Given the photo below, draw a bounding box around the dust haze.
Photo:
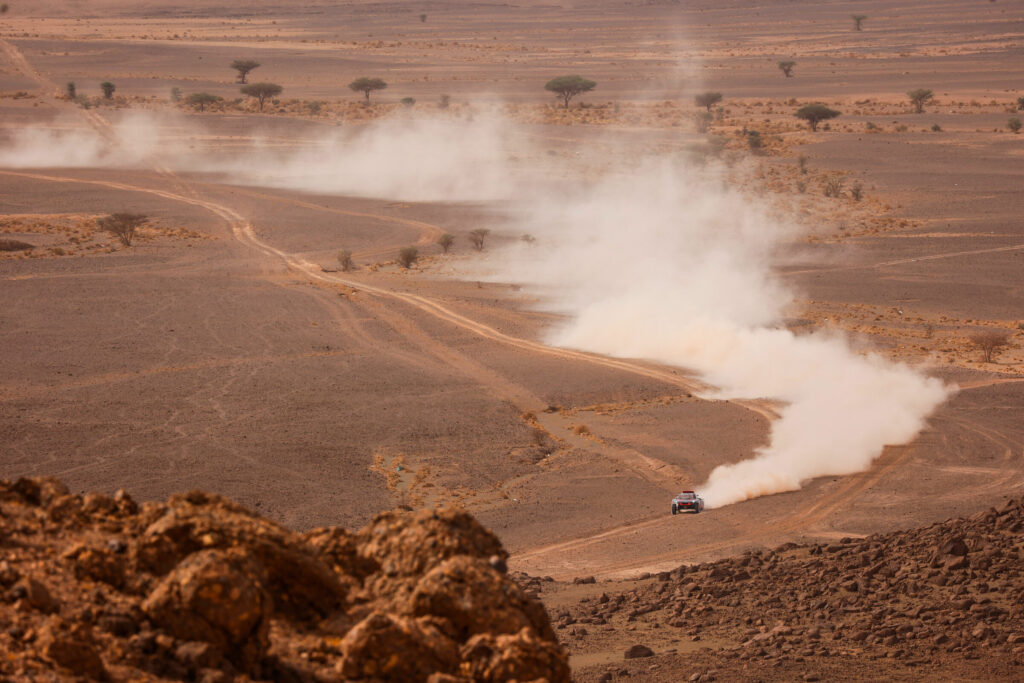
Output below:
[0,109,953,508]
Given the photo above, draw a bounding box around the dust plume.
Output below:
[482,159,953,508]
[0,110,521,202]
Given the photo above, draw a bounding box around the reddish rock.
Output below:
[624,644,655,659]
[410,556,555,641]
[142,548,271,669]
[459,627,570,682]
[338,612,459,681]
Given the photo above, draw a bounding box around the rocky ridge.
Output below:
[548,497,1024,681]
[0,477,569,682]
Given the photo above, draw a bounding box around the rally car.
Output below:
[671,491,704,515]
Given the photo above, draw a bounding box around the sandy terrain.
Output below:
[2,1,1024,678]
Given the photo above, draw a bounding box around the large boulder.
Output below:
[142,548,271,670]
[356,507,507,601]
[410,556,555,641]
[134,490,348,620]
[459,627,570,682]
[338,612,459,681]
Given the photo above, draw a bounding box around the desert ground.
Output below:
[2,0,1023,679]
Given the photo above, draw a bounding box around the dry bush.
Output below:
[823,178,844,198]
[970,330,1012,363]
[397,246,418,269]
[97,213,147,247]
[337,249,353,272]
[573,424,590,436]
[437,233,455,254]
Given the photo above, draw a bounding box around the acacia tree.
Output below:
[795,103,840,131]
[544,75,596,108]
[65,81,76,99]
[231,59,260,84]
[468,228,490,251]
[185,92,222,112]
[970,330,1012,363]
[852,14,867,30]
[694,91,723,112]
[1009,117,1023,134]
[241,82,282,112]
[349,77,387,102]
[98,213,147,247]
[100,81,116,99]
[437,233,455,254]
[907,88,934,113]
[778,60,796,77]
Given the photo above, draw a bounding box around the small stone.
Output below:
[624,644,654,659]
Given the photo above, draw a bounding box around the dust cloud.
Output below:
[0,109,953,508]
[480,158,953,509]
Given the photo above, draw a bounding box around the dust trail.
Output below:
[479,159,953,508]
[0,110,953,507]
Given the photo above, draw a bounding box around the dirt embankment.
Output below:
[0,477,568,682]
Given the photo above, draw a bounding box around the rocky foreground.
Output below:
[0,477,568,682]
[5,476,1024,682]
[541,497,1024,681]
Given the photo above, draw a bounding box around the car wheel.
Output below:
[671,505,677,515]
[693,506,700,514]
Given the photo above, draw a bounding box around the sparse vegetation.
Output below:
[100,82,116,99]
[544,75,597,108]
[65,82,75,99]
[337,249,353,272]
[907,88,934,113]
[170,86,182,102]
[970,329,1012,363]
[185,93,222,112]
[419,13,427,22]
[397,246,419,269]
[468,228,490,251]
[400,97,416,107]
[795,103,840,131]
[745,129,763,152]
[852,14,867,31]
[850,183,863,201]
[240,82,282,112]
[824,177,844,198]
[694,92,723,112]
[98,213,147,247]
[1009,117,1022,134]
[778,60,796,78]
[349,77,387,102]
[437,233,455,254]
[230,59,261,84]
[521,234,536,245]
[439,94,451,109]
[798,155,808,174]
[0,4,8,14]
[1017,96,1024,111]
[931,123,943,132]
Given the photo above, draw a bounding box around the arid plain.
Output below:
[2,0,1024,678]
